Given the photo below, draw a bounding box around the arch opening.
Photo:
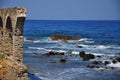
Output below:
[0,17,2,28]
[0,17,3,45]
[6,16,13,43]
[6,17,12,32]
[15,17,25,36]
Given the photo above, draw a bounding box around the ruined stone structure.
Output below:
[0,7,28,80]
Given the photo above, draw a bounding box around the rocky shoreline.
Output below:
[41,51,120,71]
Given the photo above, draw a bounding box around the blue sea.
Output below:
[23,20,120,80]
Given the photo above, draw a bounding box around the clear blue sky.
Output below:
[0,0,120,20]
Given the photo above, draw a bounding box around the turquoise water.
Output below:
[23,20,120,80]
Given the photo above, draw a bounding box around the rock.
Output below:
[78,45,83,48]
[96,55,102,58]
[112,60,117,64]
[115,57,120,62]
[92,61,102,65]
[79,51,85,57]
[51,34,81,41]
[83,54,95,61]
[104,61,110,65]
[60,58,67,63]
[45,51,65,56]
[26,38,35,41]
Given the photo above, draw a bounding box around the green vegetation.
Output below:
[0,52,4,60]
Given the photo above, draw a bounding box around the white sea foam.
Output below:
[28,47,51,52]
[107,62,120,68]
[78,38,94,43]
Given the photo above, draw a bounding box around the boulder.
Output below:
[26,38,35,41]
[51,34,81,41]
[104,61,110,65]
[115,57,120,62]
[79,51,86,57]
[77,45,83,48]
[112,60,117,64]
[83,54,95,61]
[60,58,67,63]
[45,51,65,56]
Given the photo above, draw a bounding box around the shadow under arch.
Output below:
[0,17,2,28]
[0,17,3,44]
[6,16,13,43]
[15,17,25,36]
[6,16,12,32]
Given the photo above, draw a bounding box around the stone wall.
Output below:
[0,7,28,80]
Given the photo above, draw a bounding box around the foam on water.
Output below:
[107,62,120,68]
[35,68,89,80]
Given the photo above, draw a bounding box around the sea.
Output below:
[23,20,120,80]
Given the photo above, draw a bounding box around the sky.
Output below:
[0,0,120,20]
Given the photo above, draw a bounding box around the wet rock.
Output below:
[96,55,102,58]
[60,58,67,63]
[92,61,102,65]
[79,51,85,57]
[26,38,35,41]
[111,67,115,69]
[51,34,81,41]
[112,60,117,64]
[45,51,65,56]
[83,54,95,61]
[115,57,120,62]
[104,61,110,65]
[78,45,83,48]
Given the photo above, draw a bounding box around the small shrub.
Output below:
[0,52,4,60]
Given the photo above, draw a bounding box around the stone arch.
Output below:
[15,17,25,36]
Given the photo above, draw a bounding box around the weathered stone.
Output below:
[45,51,65,56]
[104,61,110,65]
[0,7,28,80]
[79,51,86,57]
[83,54,95,61]
[51,34,81,41]
[60,58,67,63]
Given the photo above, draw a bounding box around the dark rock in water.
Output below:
[45,51,65,56]
[26,38,35,41]
[86,65,100,69]
[60,58,67,63]
[96,55,102,58]
[79,51,86,57]
[92,61,102,65]
[83,54,95,61]
[78,45,83,48]
[111,67,115,69]
[112,60,117,64]
[104,61,110,65]
[51,34,81,41]
[115,57,120,62]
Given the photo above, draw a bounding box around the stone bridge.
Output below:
[0,7,28,80]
